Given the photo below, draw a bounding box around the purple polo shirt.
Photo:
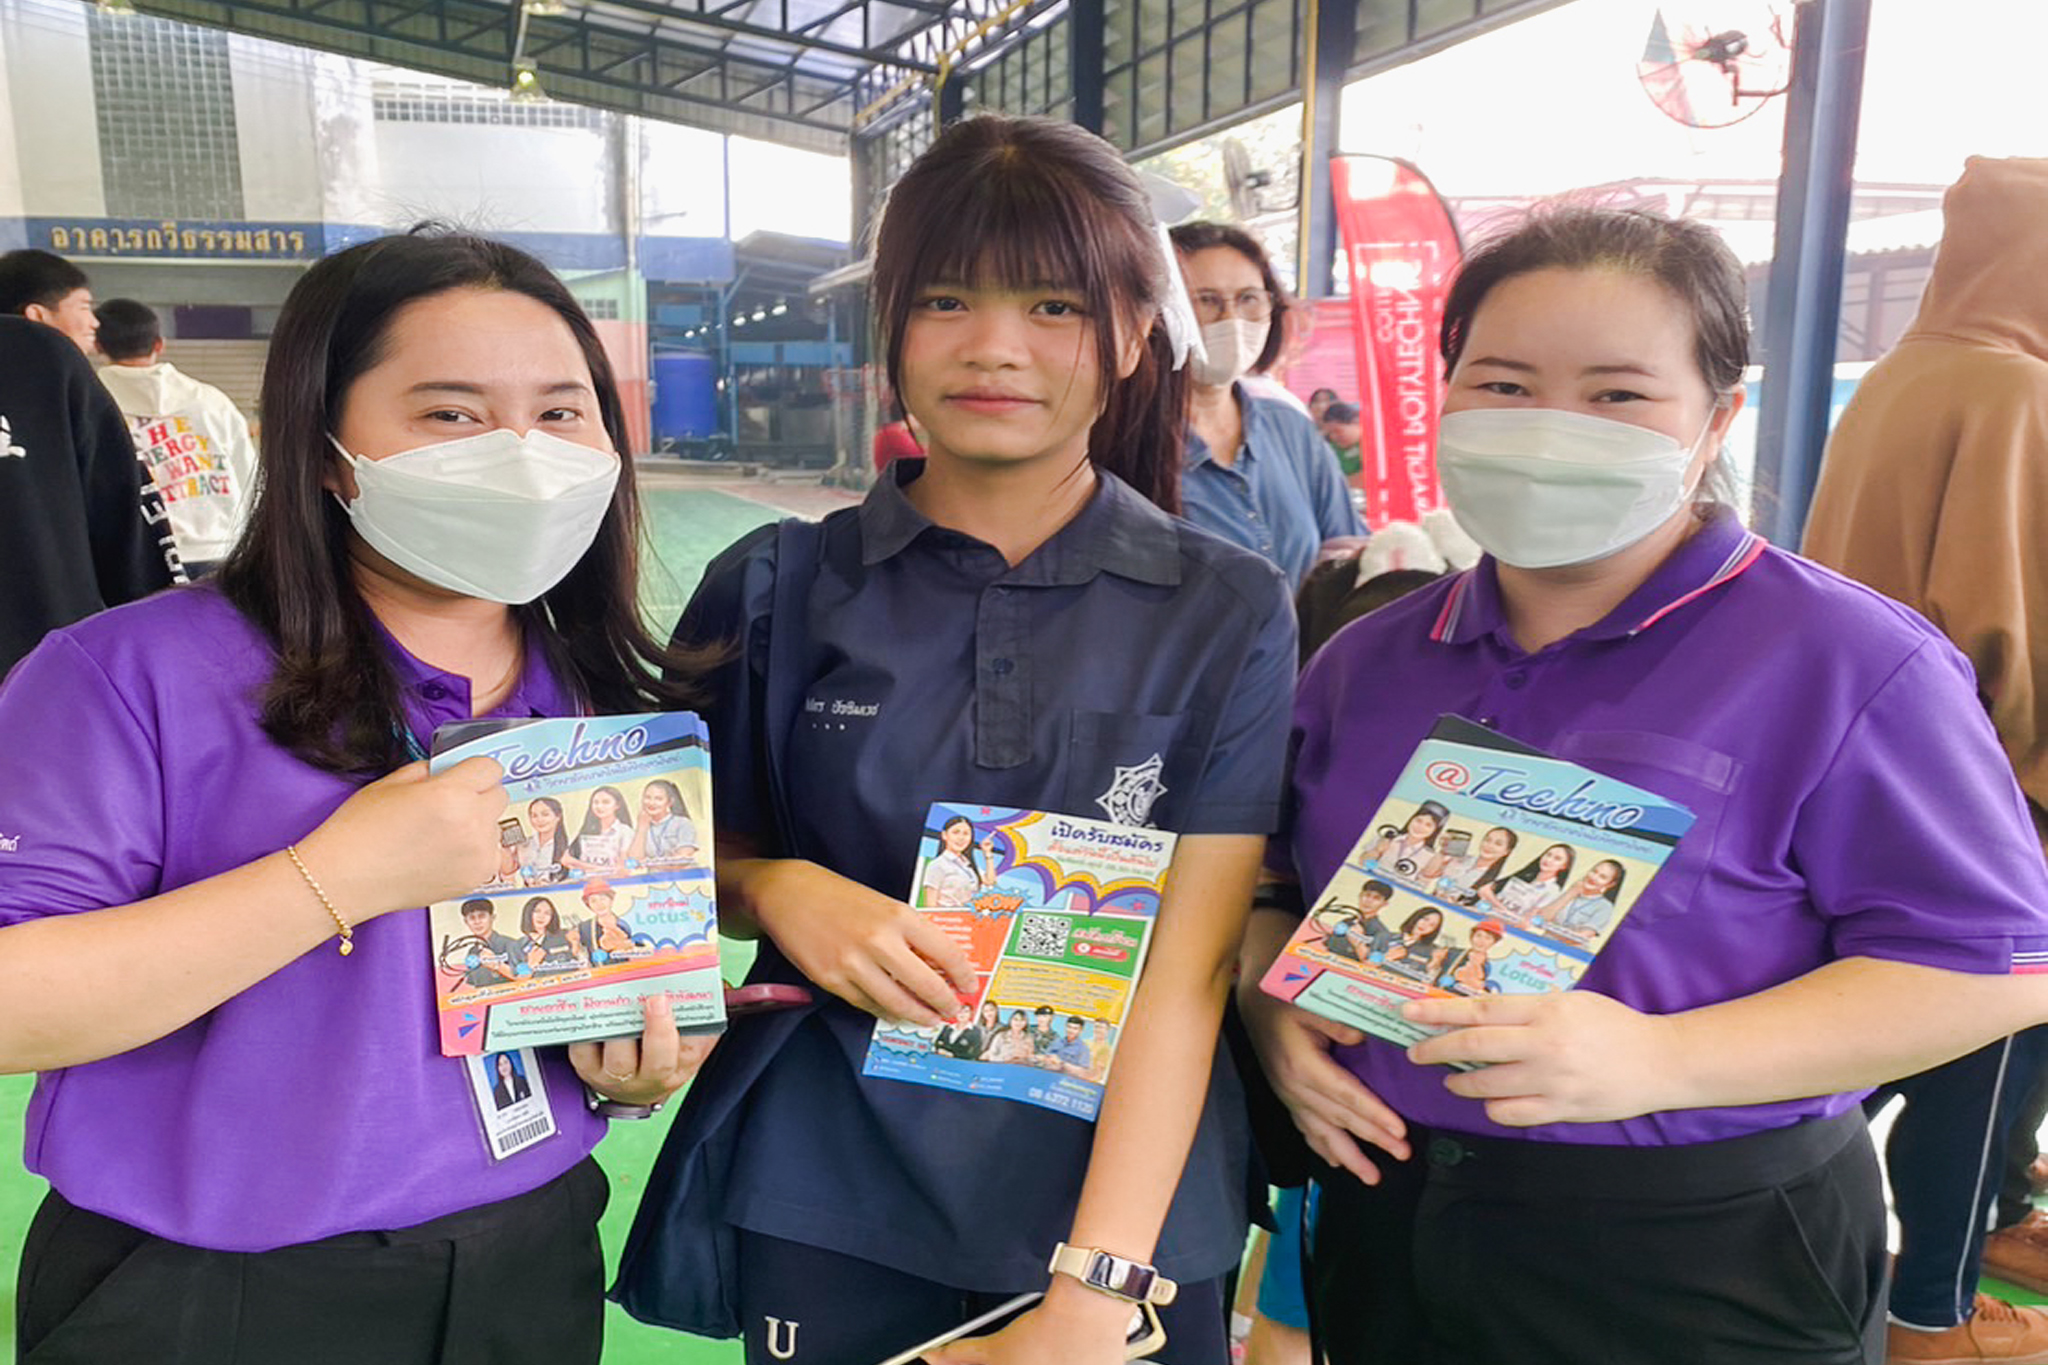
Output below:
[0,585,606,1250]
[1278,507,2048,1146]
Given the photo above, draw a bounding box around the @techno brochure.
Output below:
[863,803,1177,1121]
[1259,715,1694,1060]
[427,712,723,1057]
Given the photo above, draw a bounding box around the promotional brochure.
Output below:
[1259,716,1694,1056]
[863,803,1177,1121]
[427,712,724,1057]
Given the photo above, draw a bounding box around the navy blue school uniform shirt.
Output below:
[681,461,1296,1292]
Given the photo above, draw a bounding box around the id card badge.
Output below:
[464,1046,559,1160]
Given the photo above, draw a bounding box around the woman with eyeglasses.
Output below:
[1169,222,1364,587]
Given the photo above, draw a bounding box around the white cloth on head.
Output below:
[1139,172,1206,373]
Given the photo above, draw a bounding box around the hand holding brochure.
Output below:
[1259,716,1694,1054]
[862,804,1176,1121]
[426,712,725,1056]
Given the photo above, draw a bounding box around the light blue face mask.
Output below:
[330,427,620,604]
[1434,406,1718,569]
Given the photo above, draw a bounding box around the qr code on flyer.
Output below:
[1015,913,1071,958]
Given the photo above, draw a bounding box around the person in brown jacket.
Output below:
[1805,154,2048,1365]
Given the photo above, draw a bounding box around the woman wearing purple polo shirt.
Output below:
[0,231,712,1364]
[1239,207,2048,1363]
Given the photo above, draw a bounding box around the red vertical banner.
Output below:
[1329,155,1462,528]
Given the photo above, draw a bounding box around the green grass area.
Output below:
[637,486,781,639]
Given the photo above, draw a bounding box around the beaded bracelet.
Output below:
[285,844,355,956]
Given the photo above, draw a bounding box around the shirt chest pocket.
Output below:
[1547,729,1741,931]
[1062,710,1204,828]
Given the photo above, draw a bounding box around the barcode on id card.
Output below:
[496,1117,551,1155]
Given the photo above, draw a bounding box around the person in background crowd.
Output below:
[0,248,99,355]
[0,315,174,677]
[1805,154,2048,1365]
[1172,221,1364,589]
[95,298,260,580]
[1319,401,1363,480]
[873,412,925,471]
[1307,388,1339,424]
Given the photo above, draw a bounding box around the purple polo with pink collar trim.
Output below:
[0,585,606,1251]
[1278,506,2048,1146]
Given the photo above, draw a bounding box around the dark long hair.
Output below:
[642,778,691,824]
[578,785,632,838]
[1396,908,1443,954]
[1509,843,1576,887]
[939,813,986,882]
[1469,826,1520,892]
[528,795,568,865]
[1583,859,1628,904]
[520,895,563,938]
[216,228,713,775]
[869,115,1188,513]
[1166,220,1291,373]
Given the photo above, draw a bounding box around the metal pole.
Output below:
[721,136,740,454]
[1069,0,1106,135]
[1296,0,1356,299]
[1752,0,1872,548]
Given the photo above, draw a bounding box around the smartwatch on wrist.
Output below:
[1047,1242,1179,1306]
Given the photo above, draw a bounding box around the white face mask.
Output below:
[1435,407,1716,570]
[331,427,620,604]
[1190,318,1267,389]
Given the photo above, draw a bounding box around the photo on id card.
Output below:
[463,1046,557,1160]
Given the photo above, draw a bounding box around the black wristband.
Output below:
[1251,881,1305,917]
[584,1085,662,1119]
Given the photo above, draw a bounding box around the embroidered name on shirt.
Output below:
[0,832,18,851]
[804,697,880,718]
[0,415,25,459]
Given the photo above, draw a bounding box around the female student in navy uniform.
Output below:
[1240,206,2048,1363]
[616,115,1296,1364]
[0,230,711,1364]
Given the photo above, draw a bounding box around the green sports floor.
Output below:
[7,479,2048,1360]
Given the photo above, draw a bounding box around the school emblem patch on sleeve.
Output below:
[1096,753,1167,827]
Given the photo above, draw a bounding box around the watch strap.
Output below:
[1047,1241,1179,1306]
